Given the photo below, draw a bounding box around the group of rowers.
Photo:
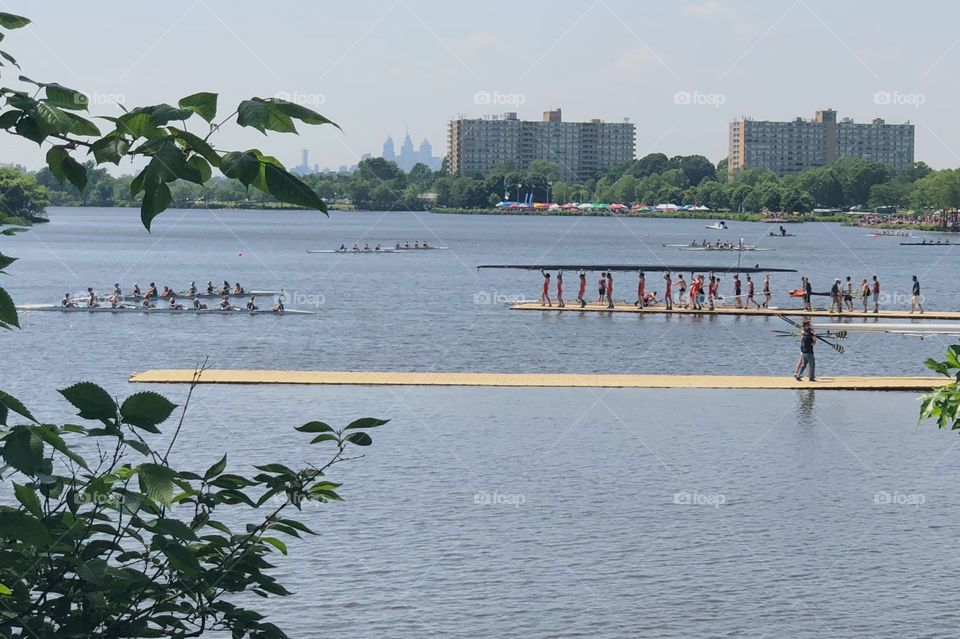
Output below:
[539,270,773,310]
[59,280,285,313]
[686,239,750,249]
[336,241,434,252]
[793,275,922,314]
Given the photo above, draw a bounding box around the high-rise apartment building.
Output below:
[728,109,914,176]
[447,108,635,182]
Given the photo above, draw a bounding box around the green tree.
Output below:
[0,167,49,220]
[913,169,960,211]
[0,12,384,637]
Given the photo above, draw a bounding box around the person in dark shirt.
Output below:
[910,275,923,314]
[794,319,817,382]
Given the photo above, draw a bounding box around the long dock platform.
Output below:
[129,369,947,391]
[509,302,960,320]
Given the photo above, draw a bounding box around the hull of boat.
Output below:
[18,305,313,315]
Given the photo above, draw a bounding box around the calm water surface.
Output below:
[2,209,959,637]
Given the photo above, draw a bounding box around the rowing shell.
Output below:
[679,247,772,252]
[307,248,401,254]
[899,242,956,246]
[706,224,728,230]
[811,323,960,334]
[79,290,283,303]
[18,305,315,315]
[477,264,797,274]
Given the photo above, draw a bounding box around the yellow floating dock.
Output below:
[129,369,948,391]
[510,302,960,320]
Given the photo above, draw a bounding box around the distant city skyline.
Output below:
[1,1,959,174]
[291,130,442,175]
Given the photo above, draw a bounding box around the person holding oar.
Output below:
[794,318,817,381]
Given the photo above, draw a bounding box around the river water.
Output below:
[2,208,959,637]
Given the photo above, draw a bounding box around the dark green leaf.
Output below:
[61,111,100,136]
[204,454,227,480]
[168,127,220,166]
[261,536,287,555]
[34,102,72,134]
[0,109,20,129]
[161,542,201,576]
[344,417,389,430]
[237,98,294,134]
[32,425,87,469]
[138,463,177,504]
[0,286,17,328]
[186,155,211,183]
[308,433,338,444]
[141,182,171,231]
[59,382,116,421]
[14,115,43,143]
[0,50,17,70]
[220,150,259,186]
[13,482,42,517]
[148,517,197,541]
[116,111,157,139]
[267,98,339,128]
[61,154,87,192]
[44,83,87,111]
[2,426,43,474]
[260,163,326,211]
[0,390,36,423]
[345,432,373,446]
[45,146,68,182]
[295,421,333,433]
[90,134,130,165]
[0,13,30,29]
[0,511,50,546]
[178,92,217,123]
[120,391,177,432]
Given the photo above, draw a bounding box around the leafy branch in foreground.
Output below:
[0,12,336,231]
[0,376,388,637]
[0,12,387,638]
[920,345,960,430]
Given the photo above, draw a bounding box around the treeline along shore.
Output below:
[2,151,959,229]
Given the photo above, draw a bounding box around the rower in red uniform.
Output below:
[598,273,606,305]
[606,271,614,309]
[556,271,564,308]
[540,270,552,307]
[635,271,646,308]
[577,271,587,308]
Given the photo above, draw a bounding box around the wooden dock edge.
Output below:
[508,302,960,320]
[129,369,949,391]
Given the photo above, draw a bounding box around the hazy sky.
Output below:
[2,0,959,173]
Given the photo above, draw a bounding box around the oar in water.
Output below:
[776,314,846,354]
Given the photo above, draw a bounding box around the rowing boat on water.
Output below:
[679,246,772,252]
[863,232,912,238]
[705,224,728,230]
[306,246,449,254]
[899,241,956,246]
[79,290,283,303]
[18,304,314,315]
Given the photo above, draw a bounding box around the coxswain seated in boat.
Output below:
[193,296,207,310]
[145,282,158,298]
[233,283,244,295]
[218,280,230,295]
[219,296,234,310]
[246,295,258,311]
[86,288,99,308]
[130,283,142,299]
[61,293,76,308]
[205,280,215,295]
[187,281,198,296]
[272,298,285,313]
[167,297,184,310]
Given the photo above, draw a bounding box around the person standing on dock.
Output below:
[676,274,687,309]
[830,278,843,313]
[860,279,870,312]
[635,271,646,308]
[606,271,614,309]
[733,275,742,308]
[910,275,923,314]
[664,272,673,310]
[708,276,718,310]
[556,271,564,308]
[794,318,817,382]
[801,276,811,311]
[598,272,606,305]
[746,275,760,309]
[844,276,854,311]
[763,274,771,308]
[577,271,587,308]
[540,270,552,307]
[872,276,880,313]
